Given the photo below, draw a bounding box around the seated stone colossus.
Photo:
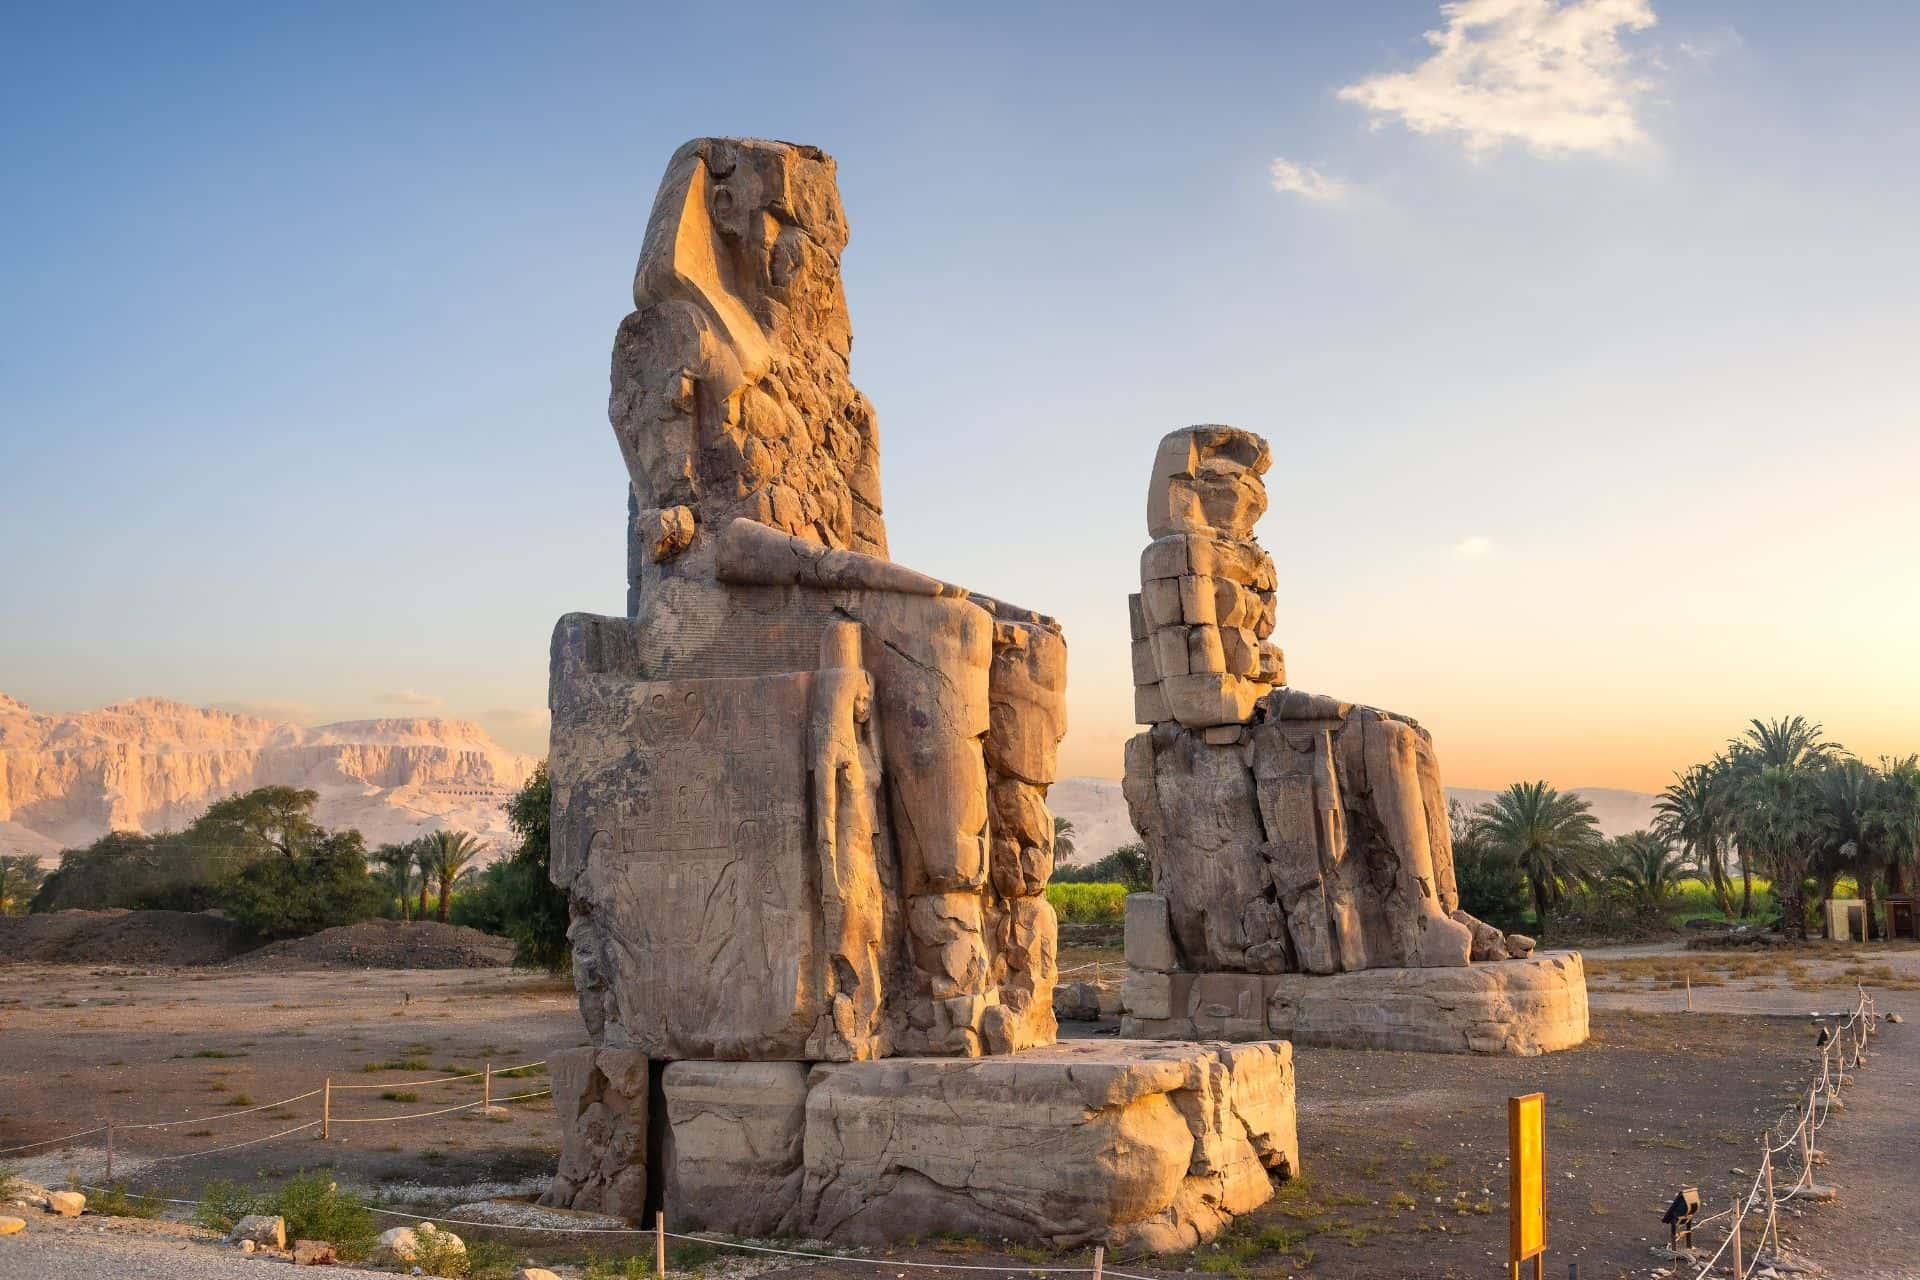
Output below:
[542,138,1298,1250]
[1120,426,1590,1055]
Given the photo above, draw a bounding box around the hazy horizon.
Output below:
[5,2,1917,793]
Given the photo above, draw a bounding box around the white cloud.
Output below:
[1268,158,1350,204]
[1338,0,1659,158]
[1453,535,1496,559]
[379,689,443,709]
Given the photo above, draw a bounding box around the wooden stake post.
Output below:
[1508,1093,1547,1280]
[655,1210,667,1277]
[322,1078,331,1141]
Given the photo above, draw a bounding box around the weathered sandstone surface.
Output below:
[1121,953,1588,1055]
[0,694,534,857]
[542,1039,1296,1249]
[542,138,1296,1249]
[1119,427,1587,1054]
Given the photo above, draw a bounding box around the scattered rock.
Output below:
[1505,933,1537,959]
[371,1222,465,1266]
[291,1239,337,1265]
[228,1214,286,1249]
[514,1270,562,1280]
[238,1239,256,1254]
[0,1216,25,1236]
[44,1191,84,1218]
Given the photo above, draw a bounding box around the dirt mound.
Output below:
[0,909,255,966]
[233,919,513,970]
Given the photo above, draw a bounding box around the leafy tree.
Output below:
[33,830,225,911]
[496,762,570,971]
[1448,800,1528,933]
[1472,781,1606,937]
[219,830,382,939]
[1604,830,1689,916]
[420,829,485,923]
[191,787,323,859]
[0,855,47,914]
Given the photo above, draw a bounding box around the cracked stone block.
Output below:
[1264,953,1590,1055]
[799,1040,1295,1251]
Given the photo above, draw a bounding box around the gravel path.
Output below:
[1791,1016,1920,1280]
[0,1213,396,1279]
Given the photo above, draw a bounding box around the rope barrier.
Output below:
[329,1058,547,1091]
[74,1185,1158,1279]
[121,1089,324,1130]
[0,1125,107,1156]
[1681,987,1878,1279]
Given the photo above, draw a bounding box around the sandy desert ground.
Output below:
[3,942,1918,1279]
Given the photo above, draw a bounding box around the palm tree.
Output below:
[1722,717,1844,939]
[1814,759,1881,928]
[421,830,485,923]
[413,838,434,921]
[1473,782,1606,937]
[1654,764,1733,916]
[1606,831,1689,916]
[1731,763,1829,939]
[1053,817,1077,864]
[371,844,416,921]
[1868,756,1920,902]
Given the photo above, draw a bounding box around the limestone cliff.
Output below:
[0,694,536,859]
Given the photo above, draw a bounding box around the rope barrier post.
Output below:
[1729,1197,1742,1279]
[655,1210,666,1279]
[1761,1141,1776,1260]
[104,1117,113,1182]
[1092,1244,1104,1280]
[483,1061,491,1114]
[322,1078,331,1141]
[1686,972,1692,1012]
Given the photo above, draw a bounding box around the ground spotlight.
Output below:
[1662,1186,1700,1251]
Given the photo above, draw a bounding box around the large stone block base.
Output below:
[543,1041,1297,1252]
[1122,953,1588,1056]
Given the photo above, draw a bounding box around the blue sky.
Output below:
[4,1,1918,787]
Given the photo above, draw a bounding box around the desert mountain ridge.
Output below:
[0,693,537,861]
[1049,777,1660,865]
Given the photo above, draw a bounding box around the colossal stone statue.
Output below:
[544,141,1297,1247]
[1121,427,1590,1055]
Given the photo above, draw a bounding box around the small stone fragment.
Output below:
[292,1239,337,1266]
[0,1216,24,1236]
[228,1214,287,1249]
[44,1191,83,1218]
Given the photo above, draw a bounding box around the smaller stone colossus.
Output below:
[1122,426,1588,1055]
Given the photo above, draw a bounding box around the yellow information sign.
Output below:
[1509,1092,1547,1277]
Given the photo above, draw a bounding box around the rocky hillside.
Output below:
[0,694,537,861]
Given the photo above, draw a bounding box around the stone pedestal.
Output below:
[542,1039,1298,1252]
[1121,953,1589,1056]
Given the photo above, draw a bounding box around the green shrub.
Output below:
[195,1178,265,1232]
[1054,843,1151,892]
[1046,882,1127,923]
[88,1180,162,1218]
[268,1171,375,1259]
[406,1222,471,1277]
